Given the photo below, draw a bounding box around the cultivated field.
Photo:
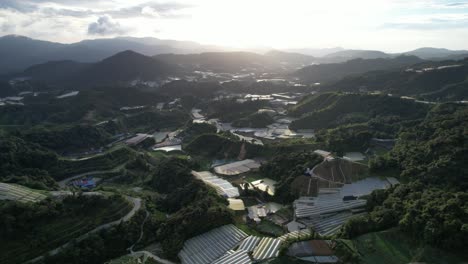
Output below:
[313,158,368,188]
[0,183,47,203]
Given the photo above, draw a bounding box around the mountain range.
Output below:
[322,58,468,101]
[294,55,426,83]
[1,34,467,75]
[0,35,222,74]
[16,50,178,86]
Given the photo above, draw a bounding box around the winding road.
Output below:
[128,210,150,253]
[24,196,141,264]
[125,207,175,264]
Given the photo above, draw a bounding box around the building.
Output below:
[228,198,246,211]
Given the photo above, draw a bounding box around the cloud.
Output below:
[0,0,191,18]
[0,0,37,12]
[444,2,468,8]
[381,13,468,30]
[87,15,126,35]
[108,2,192,19]
[1,21,15,32]
[141,6,160,18]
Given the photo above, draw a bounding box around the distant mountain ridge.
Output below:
[321,58,468,101]
[291,47,468,63]
[16,50,179,86]
[0,35,224,74]
[404,47,468,59]
[324,49,391,60]
[294,55,425,83]
[284,47,345,57]
[154,51,317,72]
[1,34,467,74]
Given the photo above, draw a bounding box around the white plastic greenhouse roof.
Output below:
[178,225,248,264]
[192,171,240,198]
[251,237,282,261]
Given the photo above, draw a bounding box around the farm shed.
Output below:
[228,198,245,211]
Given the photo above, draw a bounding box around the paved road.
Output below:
[128,210,150,253]
[24,196,141,264]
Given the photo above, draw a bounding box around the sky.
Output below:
[1,0,468,52]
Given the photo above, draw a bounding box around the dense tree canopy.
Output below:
[0,136,58,189]
[340,182,468,251]
[371,103,468,189]
[341,103,468,253]
[290,92,429,130]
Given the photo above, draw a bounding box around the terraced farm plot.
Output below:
[52,147,134,180]
[0,182,47,203]
[0,196,133,264]
[313,159,368,188]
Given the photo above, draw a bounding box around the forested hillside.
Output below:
[339,103,468,254]
[294,56,424,83]
[290,93,428,131]
[372,103,468,188]
[323,59,468,101]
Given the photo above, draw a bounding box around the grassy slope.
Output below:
[346,229,467,264]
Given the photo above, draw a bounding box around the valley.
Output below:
[0,36,467,264]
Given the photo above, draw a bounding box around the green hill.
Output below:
[0,195,132,264]
[294,55,423,83]
[232,112,275,128]
[323,59,468,101]
[16,50,180,87]
[290,93,429,130]
[184,133,263,159]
